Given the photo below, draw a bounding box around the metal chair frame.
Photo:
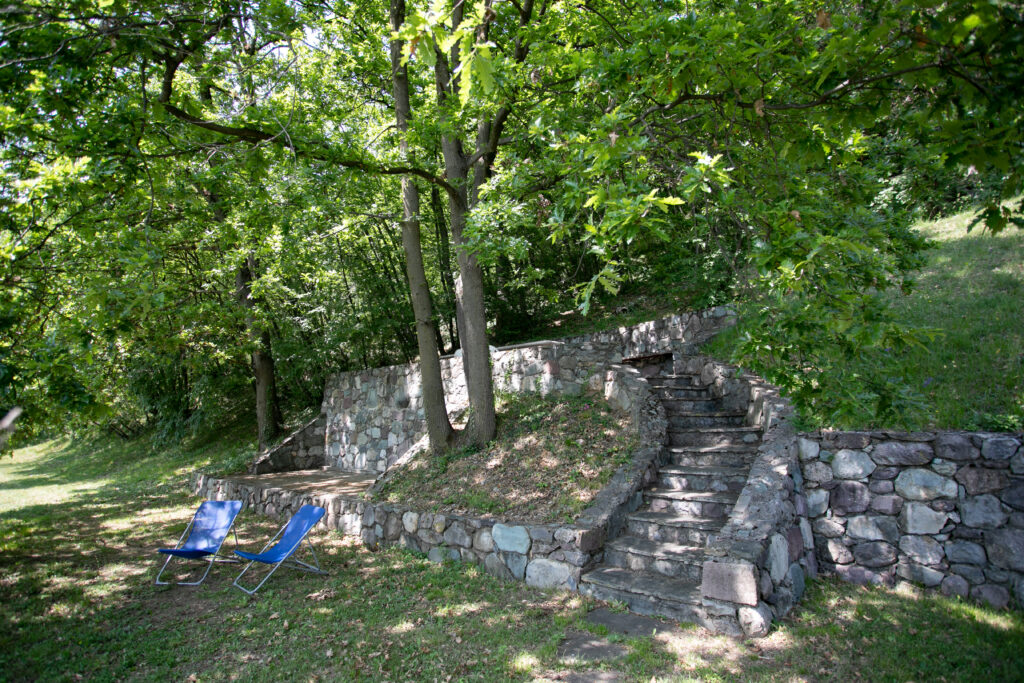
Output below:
[232,521,327,595]
[155,505,241,586]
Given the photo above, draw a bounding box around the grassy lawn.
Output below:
[883,209,1024,429]
[3,435,1024,681]
[375,392,637,523]
[706,205,1024,430]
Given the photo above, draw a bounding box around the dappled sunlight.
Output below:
[4,434,1023,680]
[434,601,487,618]
[0,480,111,513]
[512,434,540,452]
[387,619,417,635]
[510,651,541,674]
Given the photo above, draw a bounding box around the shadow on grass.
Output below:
[3,437,1024,682]
[0,438,581,681]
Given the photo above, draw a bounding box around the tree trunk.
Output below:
[431,184,459,352]
[195,175,284,452]
[431,6,498,446]
[391,0,455,453]
[235,254,283,451]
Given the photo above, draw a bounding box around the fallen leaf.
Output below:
[307,588,337,601]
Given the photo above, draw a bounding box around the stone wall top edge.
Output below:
[323,307,729,387]
[200,471,606,535]
[800,428,1024,440]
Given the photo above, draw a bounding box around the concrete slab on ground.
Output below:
[556,631,627,664]
[586,607,681,638]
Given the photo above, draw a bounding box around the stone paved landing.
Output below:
[219,468,377,497]
[193,468,379,535]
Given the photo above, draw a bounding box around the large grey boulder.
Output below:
[900,502,948,534]
[832,449,876,479]
[872,442,933,466]
[492,523,531,554]
[702,560,759,606]
[526,559,577,590]
[961,495,1008,529]
[986,528,1024,572]
[894,469,956,501]
[848,515,899,543]
[853,541,897,568]
[831,481,871,514]
[899,535,944,566]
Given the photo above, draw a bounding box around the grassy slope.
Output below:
[882,210,1024,429]
[375,392,637,523]
[3,435,1023,681]
[703,206,1024,430]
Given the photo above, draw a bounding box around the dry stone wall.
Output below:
[310,308,735,474]
[194,359,670,592]
[250,414,327,475]
[698,377,816,637]
[201,309,736,594]
[799,430,1024,609]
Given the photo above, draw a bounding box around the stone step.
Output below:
[604,536,705,581]
[666,445,759,468]
[668,427,762,448]
[667,412,747,429]
[646,374,704,388]
[657,465,749,493]
[578,567,708,626]
[626,510,725,546]
[669,452,757,468]
[653,386,713,400]
[644,489,737,518]
[661,397,725,413]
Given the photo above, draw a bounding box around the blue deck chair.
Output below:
[155,500,243,586]
[232,504,327,595]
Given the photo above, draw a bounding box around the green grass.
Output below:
[3,435,1024,680]
[500,288,698,345]
[706,205,1024,430]
[882,210,1024,429]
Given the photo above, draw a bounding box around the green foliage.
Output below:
[709,203,1024,429]
[1,0,1023,442]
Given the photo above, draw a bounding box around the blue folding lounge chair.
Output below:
[232,504,327,595]
[155,500,243,586]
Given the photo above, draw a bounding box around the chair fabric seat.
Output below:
[158,548,214,559]
[231,504,326,594]
[234,548,283,563]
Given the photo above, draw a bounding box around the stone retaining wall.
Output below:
[312,308,734,474]
[193,359,670,591]
[699,376,815,637]
[799,430,1024,609]
[251,414,328,475]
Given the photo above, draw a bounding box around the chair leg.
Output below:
[176,556,216,586]
[233,559,286,595]
[154,554,176,586]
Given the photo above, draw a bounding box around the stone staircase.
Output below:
[579,362,762,625]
